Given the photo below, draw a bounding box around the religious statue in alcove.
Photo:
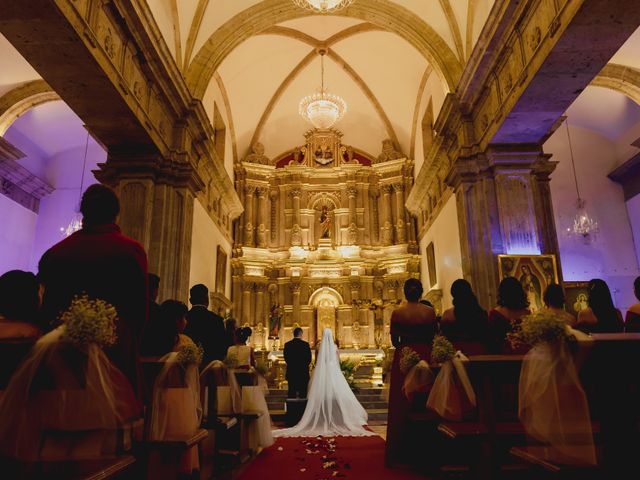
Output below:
[319,205,332,239]
[268,304,283,338]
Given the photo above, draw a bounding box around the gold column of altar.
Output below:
[231,130,421,348]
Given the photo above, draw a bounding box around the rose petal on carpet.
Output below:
[237,435,426,479]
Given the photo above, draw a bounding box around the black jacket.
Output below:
[184,305,226,365]
[283,337,312,381]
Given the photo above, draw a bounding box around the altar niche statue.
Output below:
[245,142,270,165]
[375,138,404,164]
[319,205,332,239]
[268,305,283,338]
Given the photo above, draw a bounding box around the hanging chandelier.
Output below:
[299,49,347,129]
[565,119,598,239]
[292,0,355,13]
[60,130,90,237]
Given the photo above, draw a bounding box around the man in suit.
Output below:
[38,184,148,399]
[147,273,161,330]
[284,327,312,398]
[184,284,226,365]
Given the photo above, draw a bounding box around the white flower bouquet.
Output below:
[60,294,118,348]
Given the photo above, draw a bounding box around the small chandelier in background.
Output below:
[564,119,599,240]
[299,49,347,129]
[292,0,354,13]
[60,130,90,237]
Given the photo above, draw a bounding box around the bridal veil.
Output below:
[273,328,375,437]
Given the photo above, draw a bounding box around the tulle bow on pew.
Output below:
[426,348,476,421]
[516,312,597,466]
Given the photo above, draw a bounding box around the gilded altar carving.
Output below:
[245,142,270,165]
[375,139,404,164]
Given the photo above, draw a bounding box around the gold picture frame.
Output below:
[426,242,437,288]
[497,254,559,312]
[563,281,590,316]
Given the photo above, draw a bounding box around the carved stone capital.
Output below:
[381,184,393,195]
[244,185,256,195]
[346,186,358,198]
[392,183,405,193]
[269,189,279,199]
[289,188,302,199]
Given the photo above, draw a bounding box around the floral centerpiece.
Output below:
[177,343,204,367]
[507,310,573,350]
[60,294,118,347]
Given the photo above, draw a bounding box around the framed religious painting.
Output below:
[563,281,590,317]
[497,254,559,312]
[215,246,227,295]
[426,242,437,288]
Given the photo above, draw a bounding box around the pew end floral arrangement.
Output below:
[507,311,573,350]
[60,294,118,348]
[431,335,456,364]
[177,343,204,366]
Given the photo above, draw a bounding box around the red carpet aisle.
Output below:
[238,435,426,480]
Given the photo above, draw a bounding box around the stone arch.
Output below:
[185,0,463,99]
[308,286,344,307]
[591,63,640,106]
[0,80,60,136]
[308,191,341,211]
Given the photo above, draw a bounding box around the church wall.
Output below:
[189,198,231,304]
[28,144,103,272]
[0,194,37,272]
[203,81,234,179]
[544,124,640,313]
[419,194,463,310]
[413,72,447,175]
[627,194,640,269]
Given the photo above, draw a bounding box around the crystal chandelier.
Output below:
[565,119,598,239]
[292,0,355,13]
[60,130,90,237]
[299,49,347,129]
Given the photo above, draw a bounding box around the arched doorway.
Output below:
[308,287,343,344]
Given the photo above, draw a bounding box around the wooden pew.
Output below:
[0,338,35,389]
[434,335,640,477]
[138,358,208,480]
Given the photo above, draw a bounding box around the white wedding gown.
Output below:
[273,328,375,437]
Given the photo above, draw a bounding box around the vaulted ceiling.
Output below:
[146,0,496,161]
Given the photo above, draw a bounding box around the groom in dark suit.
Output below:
[284,327,312,398]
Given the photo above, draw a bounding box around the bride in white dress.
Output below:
[273,328,375,437]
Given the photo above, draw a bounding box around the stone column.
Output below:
[256,187,268,248]
[291,188,301,226]
[269,189,279,246]
[446,144,561,307]
[381,184,393,245]
[393,183,406,244]
[370,188,380,244]
[347,186,357,225]
[255,283,265,325]
[292,283,301,324]
[242,282,252,325]
[95,152,203,303]
[244,185,255,247]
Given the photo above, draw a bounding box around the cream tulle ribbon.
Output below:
[426,351,476,421]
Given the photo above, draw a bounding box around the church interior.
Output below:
[1,0,640,478]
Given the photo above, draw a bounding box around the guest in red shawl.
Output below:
[625,276,640,332]
[487,277,531,354]
[385,278,437,467]
[38,184,148,398]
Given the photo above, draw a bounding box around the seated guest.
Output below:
[385,279,437,467]
[625,276,640,332]
[576,278,624,333]
[141,300,194,356]
[0,270,42,339]
[226,327,255,368]
[543,283,575,325]
[184,284,226,365]
[488,277,531,353]
[440,279,489,354]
